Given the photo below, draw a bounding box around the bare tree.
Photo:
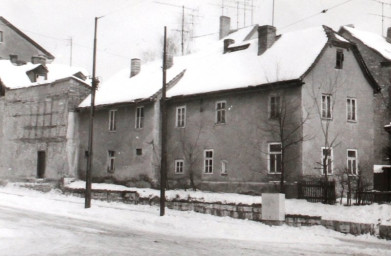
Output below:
[307,74,344,203]
[176,122,204,191]
[263,91,311,193]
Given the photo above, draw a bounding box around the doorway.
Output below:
[37,151,46,179]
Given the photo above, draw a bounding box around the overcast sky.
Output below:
[2,0,390,81]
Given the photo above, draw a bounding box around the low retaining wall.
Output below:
[380,225,391,240]
[62,187,378,238]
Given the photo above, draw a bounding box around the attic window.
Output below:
[0,31,3,43]
[35,73,47,82]
[336,49,344,69]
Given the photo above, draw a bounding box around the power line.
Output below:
[280,0,354,30]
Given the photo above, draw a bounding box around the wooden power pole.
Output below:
[160,26,168,216]
[85,17,100,209]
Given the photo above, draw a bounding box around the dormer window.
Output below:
[336,49,344,69]
[26,65,48,82]
[35,74,47,82]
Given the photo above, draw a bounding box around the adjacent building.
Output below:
[0,17,90,181]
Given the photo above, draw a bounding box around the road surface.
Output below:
[0,204,390,256]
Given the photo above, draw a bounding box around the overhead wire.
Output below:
[280,0,354,30]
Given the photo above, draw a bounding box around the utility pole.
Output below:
[69,37,73,67]
[85,17,101,209]
[272,0,275,26]
[160,26,168,216]
[181,6,185,56]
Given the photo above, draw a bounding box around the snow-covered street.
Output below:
[0,185,390,255]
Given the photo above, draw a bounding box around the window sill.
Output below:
[203,172,213,175]
[347,120,357,123]
[108,130,117,133]
[175,126,186,129]
[321,118,333,121]
[175,172,184,175]
[221,173,228,176]
[268,172,281,175]
[214,122,226,126]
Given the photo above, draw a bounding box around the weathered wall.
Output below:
[166,85,303,195]
[340,30,391,165]
[0,19,51,62]
[77,100,160,185]
[301,44,376,184]
[0,79,89,180]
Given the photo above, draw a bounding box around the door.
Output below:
[37,151,46,178]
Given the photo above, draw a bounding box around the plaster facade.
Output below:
[0,78,90,180]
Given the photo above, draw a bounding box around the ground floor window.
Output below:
[204,149,213,174]
[321,147,333,175]
[268,143,282,174]
[347,149,357,175]
[221,160,228,175]
[175,160,184,174]
[108,150,115,172]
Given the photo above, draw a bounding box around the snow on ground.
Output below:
[0,183,387,248]
[65,180,391,225]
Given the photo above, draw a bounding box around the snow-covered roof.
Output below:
[341,26,391,60]
[0,60,89,89]
[80,25,346,108]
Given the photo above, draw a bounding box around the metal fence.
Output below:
[298,180,336,204]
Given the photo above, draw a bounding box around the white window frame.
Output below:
[347,149,358,175]
[108,150,115,172]
[269,95,281,119]
[204,149,214,174]
[268,143,282,174]
[346,98,357,122]
[321,94,332,120]
[216,101,226,124]
[176,106,186,128]
[108,109,117,131]
[135,106,144,129]
[321,147,333,175]
[221,160,228,175]
[175,159,184,174]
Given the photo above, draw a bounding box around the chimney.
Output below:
[166,54,173,69]
[130,58,141,77]
[223,39,235,54]
[258,25,277,55]
[31,56,46,65]
[9,54,18,64]
[387,27,391,43]
[219,16,231,40]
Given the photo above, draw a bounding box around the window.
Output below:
[108,150,115,172]
[176,106,186,128]
[336,49,344,69]
[221,160,228,175]
[321,147,333,175]
[270,96,280,119]
[321,94,332,119]
[347,98,357,122]
[216,101,226,124]
[204,149,213,174]
[136,148,142,156]
[135,106,144,129]
[268,143,282,174]
[0,31,3,43]
[175,160,184,174]
[108,109,117,131]
[35,74,47,82]
[347,150,358,175]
